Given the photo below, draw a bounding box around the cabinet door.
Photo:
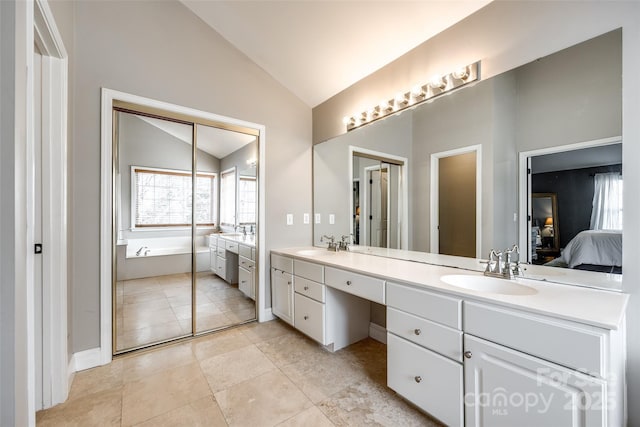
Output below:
[271,268,293,325]
[209,247,217,272]
[464,335,606,427]
[239,266,254,300]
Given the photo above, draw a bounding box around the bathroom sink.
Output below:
[441,274,538,296]
[296,249,337,257]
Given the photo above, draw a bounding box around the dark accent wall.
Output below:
[532,164,622,248]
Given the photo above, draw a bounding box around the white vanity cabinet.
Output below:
[463,301,620,427]
[464,334,606,427]
[238,243,255,300]
[386,282,464,427]
[271,254,294,325]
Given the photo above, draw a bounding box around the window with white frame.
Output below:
[133,166,216,227]
[238,176,256,224]
[220,168,236,226]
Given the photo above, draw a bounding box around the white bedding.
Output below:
[556,230,622,268]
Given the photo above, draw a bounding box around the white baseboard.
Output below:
[73,347,102,372]
[369,322,387,344]
[67,354,76,395]
[260,307,275,322]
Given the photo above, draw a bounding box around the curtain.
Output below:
[590,172,623,230]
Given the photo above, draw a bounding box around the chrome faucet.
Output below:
[235,225,247,236]
[339,234,352,251]
[484,245,523,279]
[136,246,148,256]
[321,235,338,251]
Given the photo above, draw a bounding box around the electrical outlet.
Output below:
[303,213,310,224]
[315,213,321,224]
[286,214,293,225]
[513,212,518,222]
[329,214,335,225]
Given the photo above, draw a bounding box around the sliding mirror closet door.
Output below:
[194,124,257,333]
[114,111,195,353]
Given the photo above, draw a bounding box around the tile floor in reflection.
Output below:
[115,272,256,352]
[37,320,443,426]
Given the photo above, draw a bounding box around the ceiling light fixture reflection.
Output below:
[344,61,480,131]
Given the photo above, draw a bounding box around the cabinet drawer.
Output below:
[209,235,218,246]
[387,308,462,362]
[464,301,607,376]
[294,259,324,283]
[271,253,293,274]
[294,276,325,303]
[239,256,255,271]
[215,255,226,278]
[386,282,461,329]
[325,267,384,304]
[239,244,253,259]
[294,293,326,345]
[216,247,226,258]
[387,333,463,427]
[225,240,239,254]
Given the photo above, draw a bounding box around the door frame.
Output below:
[348,145,408,249]
[430,144,482,257]
[33,0,69,411]
[517,136,622,262]
[100,89,267,366]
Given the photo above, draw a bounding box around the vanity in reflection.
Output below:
[271,29,627,426]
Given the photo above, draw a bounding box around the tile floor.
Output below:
[115,272,256,351]
[37,319,443,426]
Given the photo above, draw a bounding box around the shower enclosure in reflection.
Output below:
[113,106,258,354]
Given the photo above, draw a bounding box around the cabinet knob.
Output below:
[414,329,421,336]
[346,280,352,286]
[241,280,246,284]
[464,351,472,359]
[414,376,422,383]
[304,315,309,320]
[287,281,292,285]
[304,286,309,290]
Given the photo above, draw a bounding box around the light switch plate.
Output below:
[286,214,293,225]
[329,214,335,225]
[315,213,321,224]
[303,213,310,224]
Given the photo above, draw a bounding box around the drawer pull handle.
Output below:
[414,376,422,383]
[304,315,309,320]
[464,351,473,359]
[304,286,309,290]
[241,280,246,284]
[414,329,421,336]
[346,280,352,286]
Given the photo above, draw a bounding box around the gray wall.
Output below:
[52,0,311,353]
[118,113,220,239]
[0,1,16,423]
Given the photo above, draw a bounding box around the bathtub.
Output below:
[116,236,210,280]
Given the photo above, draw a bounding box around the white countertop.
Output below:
[211,233,256,247]
[272,246,628,331]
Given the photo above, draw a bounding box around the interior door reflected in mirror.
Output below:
[352,152,405,249]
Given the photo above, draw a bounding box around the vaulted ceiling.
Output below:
[180,1,492,107]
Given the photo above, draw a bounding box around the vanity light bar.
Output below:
[343,61,480,131]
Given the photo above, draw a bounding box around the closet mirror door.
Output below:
[114,111,194,353]
[194,124,257,334]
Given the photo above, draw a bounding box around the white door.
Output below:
[464,335,606,427]
[367,167,389,248]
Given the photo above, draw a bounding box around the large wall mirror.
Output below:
[313,28,622,291]
[112,102,260,354]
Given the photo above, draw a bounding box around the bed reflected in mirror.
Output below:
[527,143,622,274]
